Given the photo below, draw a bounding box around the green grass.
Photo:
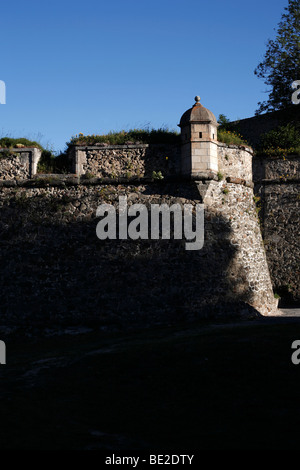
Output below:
[217,128,248,146]
[69,127,250,148]
[0,137,69,174]
[67,128,181,147]
[256,123,300,157]
[255,146,300,157]
[1,318,300,450]
[0,137,43,150]
[36,150,69,174]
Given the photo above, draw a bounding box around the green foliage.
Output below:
[260,123,300,148]
[253,195,262,216]
[217,114,232,128]
[36,150,56,173]
[217,171,224,181]
[67,127,180,148]
[0,148,17,159]
[70,124,250,150]
[217,128,248,146]
[0,136,70,173]
[70,125,250,151]
[152,170,164,180]
[37,151,69,174]
[254,0,300,113]
[0,137,43,149]
[82,172,95,180]
[257,122,300,156]
[217,113,248,145]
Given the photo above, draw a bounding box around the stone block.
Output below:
[192,162,208,170]
[208,161,218,172]
[192,148,209,156]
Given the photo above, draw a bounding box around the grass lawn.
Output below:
[1,317,300,450]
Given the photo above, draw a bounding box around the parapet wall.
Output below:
[0,142,254,183]
[69,143,181,179]
[218,144,253,182]
[69,142,254,182]
[253,154,300,304]
[253,154,300,180]
[0,147,41,181]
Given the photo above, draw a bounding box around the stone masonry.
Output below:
[0,147,41,181]
[2,98,296,336]
[253,154,300,304]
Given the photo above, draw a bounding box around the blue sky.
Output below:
[0,0,289,152]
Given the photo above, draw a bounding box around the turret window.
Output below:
[199,132,202,138]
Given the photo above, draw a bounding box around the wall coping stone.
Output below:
[261,178,300,184]
[0,173,256,189]
[72,142,253,152]
[73,144,151,150]
[254,153,300,160]
[216,142,253,154]
[0,147,41,152]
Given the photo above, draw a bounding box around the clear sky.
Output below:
[0,0,289,153]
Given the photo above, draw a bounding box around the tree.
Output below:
[254,0,300,114]
[217,114,231,127]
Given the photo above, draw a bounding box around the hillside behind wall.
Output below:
[229,106,299,147]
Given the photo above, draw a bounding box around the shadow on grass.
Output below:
[1,318,300,450]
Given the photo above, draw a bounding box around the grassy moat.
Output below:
[1,316,300,450]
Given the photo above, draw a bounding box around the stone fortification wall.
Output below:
[0,175,277,337]
[0,148,41,181]
[69,144,181,179]
[69,142,254,182]
[218,144,253,182]
[253,154,300,304]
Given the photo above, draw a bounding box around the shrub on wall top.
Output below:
[0,137,43,149]
[257,123,300,156]
[67,128,181,148]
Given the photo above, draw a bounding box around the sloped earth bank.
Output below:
[1,317,300,450]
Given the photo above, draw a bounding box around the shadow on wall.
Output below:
[252,153,300,306]
[0,186,261,336]
[137,144,180,179]
[74,143,181,180]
